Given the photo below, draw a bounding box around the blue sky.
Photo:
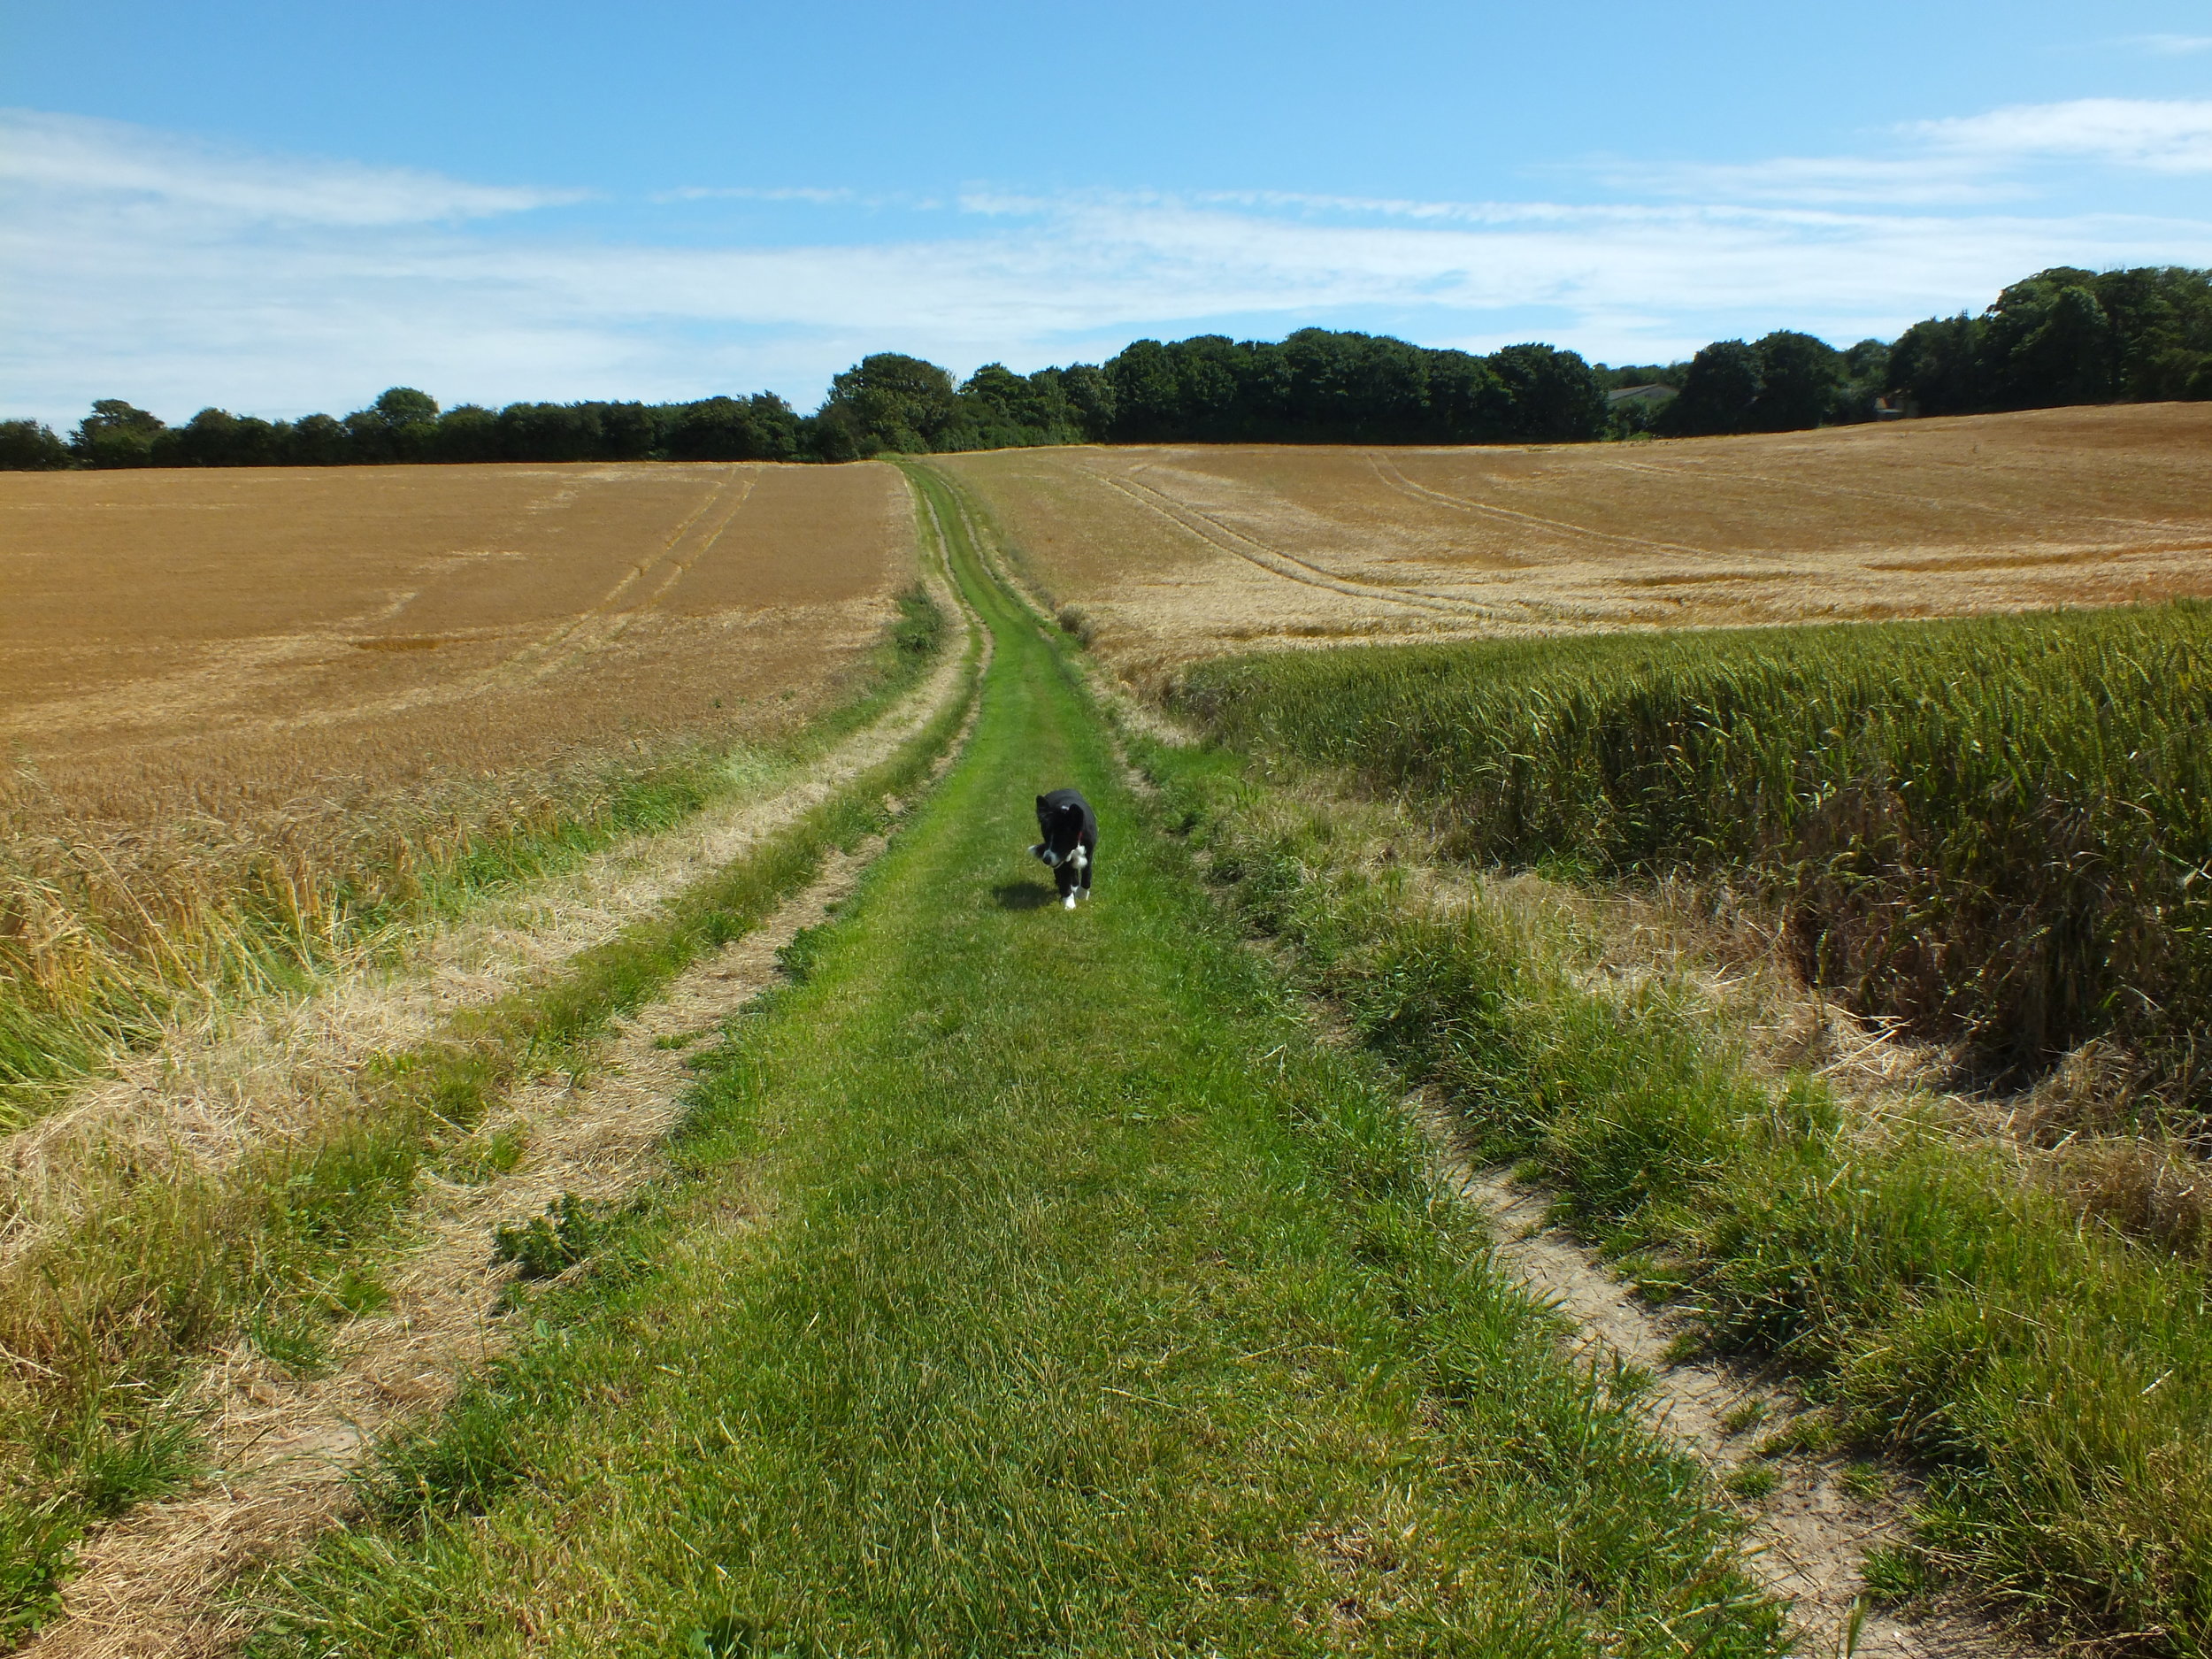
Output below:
[4,1,2210,425]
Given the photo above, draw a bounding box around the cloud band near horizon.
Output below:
[4,103,2210,427]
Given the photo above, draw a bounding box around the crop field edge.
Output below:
[0,537,981,1644]
[1129,696,2212,1655]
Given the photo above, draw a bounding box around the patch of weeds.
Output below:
[1510,1158,1548,1185]
[1661,1330,1706,1365]
[249,1308,330,1378]
[1721,1400,1769,1435]
[493,1193,612,1281]
[775,923,833,987]
[0,1497,73,1640]
[66,1409,198,1517]
[653,1031,701,1051]
[441,1124,528,1185]
[1839,1460,1888,1502]
[1859,1542,1931,1601]
[370,1381,528,1519]
[1605,1358,1656,1401]
[327,1264,392,1318]
[686,1615,812,1657]
[1054,605,1095,647]
[1724,1465,1779,1501]
[1759,1414,1840,1458]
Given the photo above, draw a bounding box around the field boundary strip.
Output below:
[1149,626,2212,1655]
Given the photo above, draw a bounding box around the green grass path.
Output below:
[251,472,1779,1658]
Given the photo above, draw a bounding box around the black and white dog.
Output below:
[1031,788,1098,910]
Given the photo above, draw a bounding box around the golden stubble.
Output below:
[0,460,915,1090]
[937,403,2212,687]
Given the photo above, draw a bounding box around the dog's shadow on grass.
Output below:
[991,882,1059,911]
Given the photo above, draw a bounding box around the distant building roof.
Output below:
[1606,383,1678,409]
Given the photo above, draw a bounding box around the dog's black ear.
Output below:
[1035,795,1047,810]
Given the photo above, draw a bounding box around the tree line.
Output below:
[4,265,2207,470]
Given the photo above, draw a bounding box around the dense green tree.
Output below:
[428,403,503,464]
[1982,272,2114,408]
[287,412,353,465]
[155,407,283,466]
[1102,340,1184,442]
[0,419,71,470]
[823,353,960,453]
[1487,343,1609,442]
[1657,340,1763,435]
[70,400,166,467]
[667,394,801,461]
[1425,349,1512,441]
[1886,313,1985,414]
[343,387,442,463]
[1747,331,1847,431]
[1055,365,1117,440]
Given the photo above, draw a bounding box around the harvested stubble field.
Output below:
[0,460,915,1109]
[938,402,2212,681]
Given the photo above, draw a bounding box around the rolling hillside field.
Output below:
[940,403,2212,680]
[0,460,918,1108]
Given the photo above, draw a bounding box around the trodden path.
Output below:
[239,472,1788,1657]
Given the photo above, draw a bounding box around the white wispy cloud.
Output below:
[4,106,2210,426]
[1910,97,2212,173]
[1606,97,2212,204]
[655,185,864,205]
[2124,33,2212,55]
[0,109,580,227]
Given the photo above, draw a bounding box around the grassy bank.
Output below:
[0,579,971,1641]
[1134,727,2212,1653]
[1176,604,2212,1109]
[0,588,946,1126]
[227,468,1786,1657]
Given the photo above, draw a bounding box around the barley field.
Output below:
[939,403,2212,680]
[0,461,917,1105]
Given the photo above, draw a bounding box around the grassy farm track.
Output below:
[247,471,1780,1658]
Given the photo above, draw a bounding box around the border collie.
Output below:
[1031,788,1098,910]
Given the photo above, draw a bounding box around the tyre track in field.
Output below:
[1446,1159,2015,1659]
[1079,464,1504,618]
[479,471,757,693]
[1364,454,1732,562]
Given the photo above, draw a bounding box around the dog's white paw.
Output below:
[1063,893,1077,910]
